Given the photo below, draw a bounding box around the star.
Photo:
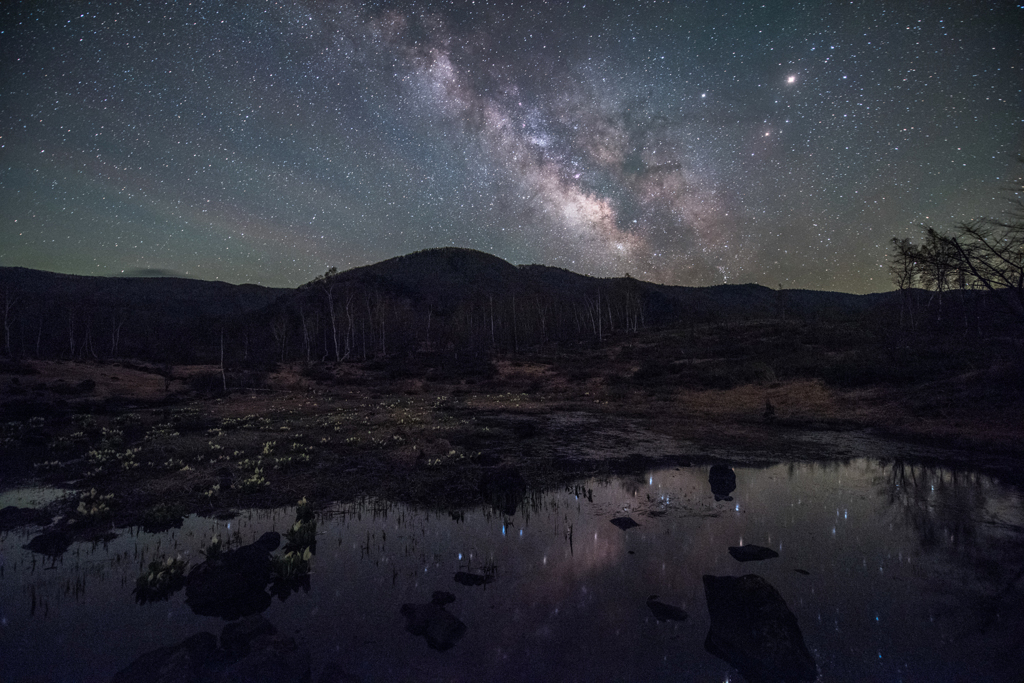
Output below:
[0,0,1017,294]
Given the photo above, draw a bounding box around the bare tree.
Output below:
[312,267,342,361]
[220,327,227,391]
[889,237,920,329]
[924,220,1023,325]
[110,309,126,357]
[2,286,16,358]
[270,312,290,362]
[893,162,1024,328]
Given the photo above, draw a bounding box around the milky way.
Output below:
[1,1,1020,292]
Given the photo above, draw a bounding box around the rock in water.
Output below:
[110,632,219,683]
[703,574,816,683]
[185,532,280,619]
[646,595,688,622]
[609,516,640,530]
[400,592,467,651]
[431,590,456,606]
[453,571,494,587]
[0,506,52,531]
[708,465,737,501]
[23,529,72,556]
[111,618,310,683]
[728,544,780,562]
[218,634,311,683]
[220,614,277,657]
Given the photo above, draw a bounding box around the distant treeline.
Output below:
[1,248,1018,368]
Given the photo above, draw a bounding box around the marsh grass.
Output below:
[1,316,1020,533]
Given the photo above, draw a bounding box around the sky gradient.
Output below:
[1,0,1021,292]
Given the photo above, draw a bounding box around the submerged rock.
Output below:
[23,529,72,556]
[431,590,456,606]
[709,465,737,502]
[217,634,310,683]
[0,506,52,531]
[703,574,816,683]
[728,545,780,562]
[220,615,277,657]
[185,532,280,619]
[646,595,688,622]
[610,516,640,530]
[110,617,310,683]
[454,571,494,587]
[110,631,220,683]
[400,592,467,651]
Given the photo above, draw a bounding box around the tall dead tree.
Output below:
[2,287,16,358]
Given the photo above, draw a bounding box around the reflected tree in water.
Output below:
[881,462,985,555]
[880,461,1024,632]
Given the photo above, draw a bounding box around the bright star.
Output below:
[786,75,797,84]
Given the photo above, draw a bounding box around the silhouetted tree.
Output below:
[889,238,920,328]
[893,162,1024,328]
[923,220,1023,325]
[2,286,16,357]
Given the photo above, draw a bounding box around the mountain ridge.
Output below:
[0,248,897,364]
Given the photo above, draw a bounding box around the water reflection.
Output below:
[479,466,528,515]
[0,457,1022,682]
[882,461,988,554]
[877,460,1024,637]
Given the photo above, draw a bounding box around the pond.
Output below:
[2,457,1023,682]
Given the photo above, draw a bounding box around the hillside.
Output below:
[1,248,904,365]
[0,267,287,362]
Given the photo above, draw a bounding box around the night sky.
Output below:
[1,1,1020,292]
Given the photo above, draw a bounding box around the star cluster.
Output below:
[1,0,1020,291]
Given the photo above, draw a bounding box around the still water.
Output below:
[1,458,1023,682]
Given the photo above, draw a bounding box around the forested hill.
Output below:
[0,249,893,364]
[0,267,286,318]
[0,267,288,362]
[306,248,885,322]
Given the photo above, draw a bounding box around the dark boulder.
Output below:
[217,634,311,683]
[454,571,494,587]
[431,590,456,605]
[216,467,233,491]
[646,595,688,622]
[0,505,52,531]
[220,615,277,657]
[400,592,467,651]
[703,574,816,683]
[185,532,280,619]
[23,529,72,556]
[729,545,780,562]
[110,632,220,683]
[110,618,311,683]
[709,465,737,502]
[610,516,640,530]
